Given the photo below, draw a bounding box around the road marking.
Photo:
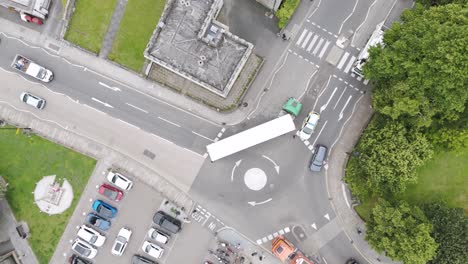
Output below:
[191,131,214,142]
[334,86,347,110]
[307,35,319,52]
[338,0,359,34]
[231,160,242,182]
[91,97,113,108]
[338,95,353,121]
[344,56,356,73]
[342,183,350,208]
[310,120,328,148]
[324,213,330,220]
[302,32,313,49]
[157,116,180,127]
[98,81,121,91]
[296,29,308,45]
[257,240,262,245]
[337,52,350,70]
[323,257,329,264]
[363,79,370,85]
[311,223,317,230]
[125,103,148,113]
[262,155,280,174]
[312,75,332,111]
[312,38,324,55]
[319,87,338,113]
[357,76,362,81]
[318,40,330,58]
[248,198,273,206]
[284,227,290,233]
[351,0,379,46]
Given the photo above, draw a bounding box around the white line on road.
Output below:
[344,56,356,73]
[296,29,308,45]
[338,0,359,34]
[318,40,330,58]
[298,70,318,101]
[311,120,328,147]
[157,116,181,127]
[319,87,338,113]
[337,52,350,70]
[301,32,313,49]
[322,257,328,264]
[351,0,378,46]
[342,183,351,208]
[91,97,113,108]
[307,35,319,52]
[312,75,332,111]
[118,119,140,130]
[125,103,148,113]
[191,131,215,142]
[334,86,347,109]
[338,95,353,121]
[312,38,324,55]
[98,81,121,91]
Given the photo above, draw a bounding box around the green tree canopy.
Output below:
[346,119,432,198]
[366,200,438,264]
[423,203,468,264]
[364,3,468,128]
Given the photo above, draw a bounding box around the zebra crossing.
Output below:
[294,27,369,85]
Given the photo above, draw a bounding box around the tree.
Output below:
[346,119,432,198]
[276,0,300,29]
[423,203,468,264]
[366,200,438,264]
[364,3,468,128]
[418,0,467,7]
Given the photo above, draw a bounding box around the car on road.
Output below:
[76,225,106,247]
[107,170,133,190]
[69,254,92,264]
[345,258,359,264]
[71,239,97,259]
[85,212,111,231]
[153,210,181,234]
[142,241,164,259]
[98,183,123,201]
[309,144,328,172]
[299,111,320,140]
[147,227,169,244]
[132,255,156,264]
[92,199,117,218]
[20,92,46,110]
[111,227,132,256]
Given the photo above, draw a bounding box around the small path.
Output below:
[99,0,128,58]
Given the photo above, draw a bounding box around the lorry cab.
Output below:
[271,236,295,263]
[282,97,302,118]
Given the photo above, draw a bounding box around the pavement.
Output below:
[99,0,128,58]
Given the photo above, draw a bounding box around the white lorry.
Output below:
[352,22,384,78]
[11,54,54,82]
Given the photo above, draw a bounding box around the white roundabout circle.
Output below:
[244,168,267,191]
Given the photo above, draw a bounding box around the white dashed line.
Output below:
[126,103,148,113]
[158,116,181,127]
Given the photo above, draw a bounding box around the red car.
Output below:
[99,183,123,201]
[20,12,43,25]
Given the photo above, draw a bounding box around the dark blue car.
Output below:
[85,213,111,231]
[92,199,117,218]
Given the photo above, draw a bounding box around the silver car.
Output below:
[20,92,46,109]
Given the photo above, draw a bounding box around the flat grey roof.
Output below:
[145,0,253,97]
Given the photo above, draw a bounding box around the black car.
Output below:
[153,211,181,234]
[69,254,92,264]
[309,144,328,172]
[132,255,156,264]
[345,258,359,264]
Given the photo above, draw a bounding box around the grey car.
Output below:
[309,144,328,172]
[132,255,156,264]
[153,211,181,234]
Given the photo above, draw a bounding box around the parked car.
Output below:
[147,227,169,244]
[92,199,117,218]
[71,239,97,259]
[77,225,106,247]
[142,241,164,259]
[132,255,156,264]
[20,12,43,25]
[69,254,92,264]
[85,212,111,231]
[20,92,46,109]
[299,111,320,140]
[152,211,181,234]
[98,183,123,201]
[107,170,133,190]
[309,144,328,172]
[111,227,132,256]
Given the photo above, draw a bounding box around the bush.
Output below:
[276,0,300,29]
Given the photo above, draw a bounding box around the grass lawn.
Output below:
[0,128,96,263]
[108,0,165,71]
[355,147,468,221]
[64,0,118,53]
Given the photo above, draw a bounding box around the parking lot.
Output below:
[55,159,195,264]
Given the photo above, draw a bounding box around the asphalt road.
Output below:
[0,34,222,155]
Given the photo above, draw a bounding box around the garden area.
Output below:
[108,0,166,71]
[0,128,96,263]
[64,0,118,53]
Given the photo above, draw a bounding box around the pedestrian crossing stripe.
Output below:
[344,56,356,73]
[318,41,330,58]
[302,32,313,49]
[312,38,324,55]
[337,52,350,70]
[296,29,308,45]
[307,35,319,52]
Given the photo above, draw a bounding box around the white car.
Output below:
[147,227,169,244]
[77,225,106,247]
[299,111,320,140]
[111,227,132,256]
[20,92,46,110]
[142,241,164,259]
[71,239,97,259]
[107,171,133,191]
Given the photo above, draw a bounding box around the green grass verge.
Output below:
[108,0,165,71]
[355,147,468,221]
[65,0,118,53]
[0,128,96,263]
